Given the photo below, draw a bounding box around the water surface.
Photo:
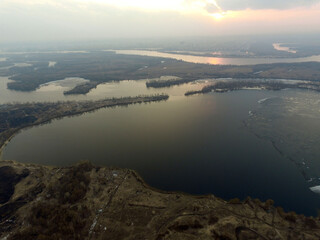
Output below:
[3,84,320,216]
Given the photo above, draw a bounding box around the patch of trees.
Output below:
[146,77,195,88]
[64,82,98,95]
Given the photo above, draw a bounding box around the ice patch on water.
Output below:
[14,63,32,67]
[258,97,275,104]
[258,98,270,104]
[48,61,56,67]
[308,178,314,183]
[36,77,89,92]
[310,185,320,194]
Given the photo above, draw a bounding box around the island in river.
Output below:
[63,81,99,95]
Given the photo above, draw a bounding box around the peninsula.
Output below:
[0,94,169,151]
[185,80,320,96]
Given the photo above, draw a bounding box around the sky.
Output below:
[0,0,320,42]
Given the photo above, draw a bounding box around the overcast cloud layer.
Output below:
[0,0,320,43]
[215,0,320,10]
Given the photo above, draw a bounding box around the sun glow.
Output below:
[210,11,232,20]
[211,12,224,20]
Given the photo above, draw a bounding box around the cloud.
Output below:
[215,0,320,11]
[0,0,320,43]
[205,3,220,13]
[0,0,216,42]
[184,0,320,13]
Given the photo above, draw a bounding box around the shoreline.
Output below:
[185,79,320,96]
[0,133,17,160]
[0,94,169,155]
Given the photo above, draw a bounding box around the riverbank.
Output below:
[0,94,169,152]
[185,79,320,96]
[1,160,319,239]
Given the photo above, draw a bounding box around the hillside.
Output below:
[1,161,319,240]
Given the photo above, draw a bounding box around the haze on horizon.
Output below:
[1,0,320,43]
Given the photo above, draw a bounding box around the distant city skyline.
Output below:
[1,0,320,42]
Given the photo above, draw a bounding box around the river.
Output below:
[2,78,320,216]
[110,50,320,65]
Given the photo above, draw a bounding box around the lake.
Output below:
[2,78,320,216]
